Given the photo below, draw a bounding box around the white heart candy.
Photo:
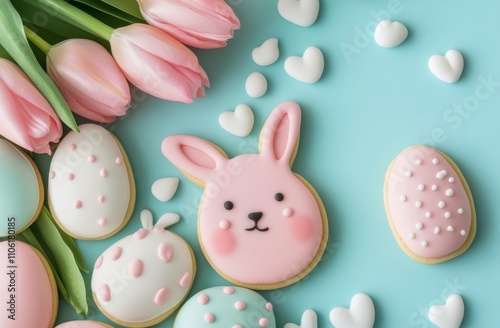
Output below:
[428,50,464,83]
[278,0,319,27]
[284,46,324,83]
[284,309,317,328]
[252,38,280,66]
[219,104,254,137]
[245,72,268,98]
[329,294,375,328]
[428,294,464,328]
[374,20,408,48]
[151,177,179,202]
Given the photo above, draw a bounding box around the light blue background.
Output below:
[33,0,500,327]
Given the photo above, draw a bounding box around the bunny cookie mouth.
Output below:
[245,223,269,232]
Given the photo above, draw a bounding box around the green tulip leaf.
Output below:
[0,0,78,131]
[0,44,14,61]
[99,0,144,19]
[29,207,88,317]
[75,0,144,24]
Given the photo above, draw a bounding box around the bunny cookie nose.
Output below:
[248,212,263,222]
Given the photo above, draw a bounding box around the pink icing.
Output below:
[94,256,103,269]
[179,272,191,288]
[129,259,144,278]
[198,294,209,305]
[55,321,110,328]
[100,169,108,177]
[49,171,55,179]
[109,246,122,261]
[223,287,235,295]
[204,313,215,323]
[98,195,106,203]
[134,228,148,240]
[219,219,231,230]
[235,301,247,310]
[0,241,56,328]
[115,157,122,165]
[88,155,97,163]
[233,326,243,328]
[68,173,75,181]
[75,200,83,209]
[154,226,165,233]
[154,288,170,305]
[161,102,326,287]
[265,302,273,311]
[98,218,107,226]
[259,318,269,327]
[386,146,473,259]
[158,243,174,262]
[98,284,111,302]
[70,143,77,151]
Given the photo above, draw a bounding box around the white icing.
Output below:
[329,294,375,328]
[418,184,425,191]
[219,104,255,137]
[428,294,464,328]
[284,46,324,83]
[284,309,317,328]
[416,222,423,230]
[458,208,464,215]
[48,124,133,239]
[140,210,154,230]
[449,177,455,183]
[409,232,415,239]
[415,159,422,165]
[151,177,179,202]
[277,0,320,27]
[405,171,413,177]
[432,158,439,164]
[245,72,268,98]
[374,20,408,48]
[415,201,422,208]
[252,38,279,66]
[461,230,466,236]
[434,227,441,234]
[400,195,407,202]
[432,184,438,191]
[439,201,446,208]
[444,212,451,219]
[428,50,464,83]
[445,189,455,197]
[421,241,428,247]
[436,170,448,179]
[426,212,432,218]
[447,226,455,232]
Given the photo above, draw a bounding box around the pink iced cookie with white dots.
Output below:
[91,210,195,327]
[174,286,276,328]
[48,124,135,240]
[384,145,476,263]
[162,101,328,289]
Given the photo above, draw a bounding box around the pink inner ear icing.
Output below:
[273,115,290,160]
[290,216,316,242]
[181,145,217,169]
[212,229,236,255]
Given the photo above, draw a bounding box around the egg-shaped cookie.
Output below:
[55,320,113,328]
[174,286,276,328]
[0,139,43,237]
[384,145,476,263]
[48,124,135,240]
[91,210,195,327]
[0,241,58,328]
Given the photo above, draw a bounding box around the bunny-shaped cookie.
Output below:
[162,101,328,289]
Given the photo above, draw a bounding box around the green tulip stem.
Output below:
[36,0,114,41]
[23,26,51,54]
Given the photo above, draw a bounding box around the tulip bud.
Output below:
[47,39,131,123]
[110,23,209,102]
[0,58,62,154]
[138,0,240,49]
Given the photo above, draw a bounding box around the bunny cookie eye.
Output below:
[224,201,234,210]
[275,193,284,201]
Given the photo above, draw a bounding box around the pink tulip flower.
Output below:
[110,23,209,102]
[0,58,62,155]
[47,39,131,123]
[137,0,240,49]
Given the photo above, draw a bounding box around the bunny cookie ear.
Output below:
[162,135,228,184]
[260,101,302,166]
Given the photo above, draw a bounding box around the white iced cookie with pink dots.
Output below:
[48,124,135,240]
[55,321,113,328]
[173,286,276,328]
[384,145,476,263]
[91,210,195,327]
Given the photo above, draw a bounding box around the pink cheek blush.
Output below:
[212,229,237,255]
[290,216,316,242]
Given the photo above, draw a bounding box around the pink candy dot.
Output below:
[94,256,103,269]
[265,302,273,311]
[283,208,294,217]
[98,218,107,226]
[110,246,122,261]
[115,157,122,165]
[235,301,246,311]
[98,195,106,203]
[259,318,269,327]
[67,173,75,181]
[154,226,164,233]
[204,313,215,323]
[98,284,111,302]
[88,155,97,163]
[219,220,231,230]
[100,169,108,177]
[198,294,209,305]
[129,259,144,278]
[74,200,83,209]
[49,171,55,179]
[134,228,148,240]
[154,288,170,305]
[233,326,243,328]
[179,272,192,288]
[158,243,174,262]
[223,287,234,295]
[69,144,77,151]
